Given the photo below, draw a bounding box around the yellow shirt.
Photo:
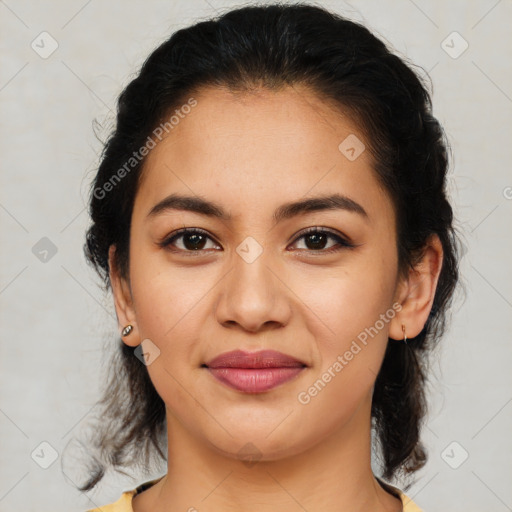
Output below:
[86,476,423,511]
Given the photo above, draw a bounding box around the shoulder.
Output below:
[85,476,164,512]
[85,489,137,512]
[400,491,423,511]
[377,478,423,512]
[394,488,424,512]
[85,476,422,512]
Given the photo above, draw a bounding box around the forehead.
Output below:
[133,84,393,227]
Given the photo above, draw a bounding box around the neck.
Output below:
[133,392,402,512]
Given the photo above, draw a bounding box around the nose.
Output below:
[214,247,292,333]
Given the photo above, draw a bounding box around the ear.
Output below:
[389,234,444,341]
[108,244,140,347]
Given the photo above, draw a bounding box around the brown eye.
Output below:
[159,228,221,254]
[159,226,355,256]
[290,227,355,253]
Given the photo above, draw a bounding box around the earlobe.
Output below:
[390,234,444,341]
[108,245,140,347]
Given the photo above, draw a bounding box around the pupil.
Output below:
[182,233,328,251]
[184,233,206,250]
[306,233,326,250]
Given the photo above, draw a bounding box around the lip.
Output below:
[204,349,307,393]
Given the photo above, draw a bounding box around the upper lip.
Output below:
[204,349,307,369]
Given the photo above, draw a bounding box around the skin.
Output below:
[109,84,443,512]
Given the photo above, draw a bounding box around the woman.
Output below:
[78,3,461,511]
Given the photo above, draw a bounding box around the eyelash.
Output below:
[158,227,356,256]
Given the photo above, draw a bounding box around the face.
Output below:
[112,84,406,461]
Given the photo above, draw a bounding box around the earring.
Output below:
[402,324,407,344]
[121,324,133,337]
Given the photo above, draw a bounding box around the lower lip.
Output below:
[206,367,305,393]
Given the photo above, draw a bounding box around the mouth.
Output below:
[202,349,307,393]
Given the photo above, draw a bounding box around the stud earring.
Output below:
[402,324,407,344]
[121,324,133,337]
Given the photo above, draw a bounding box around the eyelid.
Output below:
[158,226,357,254]
[158,227,220,251]
[290,226,355,248]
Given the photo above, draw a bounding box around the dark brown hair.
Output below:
[75,2,463,492]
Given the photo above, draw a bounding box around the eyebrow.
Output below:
[146,192,369,223]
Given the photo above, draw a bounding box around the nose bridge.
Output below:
[215,237,290,331]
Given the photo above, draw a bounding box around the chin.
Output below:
[205,427,314,464]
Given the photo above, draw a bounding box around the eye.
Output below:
[289,227,356,253]
[158,228,221,255]
[159,226,356,256]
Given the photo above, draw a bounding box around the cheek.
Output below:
[295,255,397,347]
[129,248,217,341]
[290,284,394,442]
[127,259,212,420]
[292,252,397,391]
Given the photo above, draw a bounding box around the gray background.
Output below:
[1,1,511,511]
